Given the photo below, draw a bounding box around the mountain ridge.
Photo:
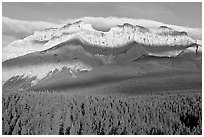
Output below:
[2,17,202,90]
[3,17,201,61]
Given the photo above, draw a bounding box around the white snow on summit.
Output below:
[2,17,202,61]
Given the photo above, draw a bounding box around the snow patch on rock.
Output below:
[2,62,93,84]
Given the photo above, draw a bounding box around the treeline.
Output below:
[2,91,202,135]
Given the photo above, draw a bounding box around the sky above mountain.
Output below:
[3,2,201,28]
[2,2,202,47]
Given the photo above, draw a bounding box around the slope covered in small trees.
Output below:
[2,91,202,135]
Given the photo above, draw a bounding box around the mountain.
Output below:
[2,17,202,95]
[3,17,201,61]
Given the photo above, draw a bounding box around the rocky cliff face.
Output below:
[3,19,201,61]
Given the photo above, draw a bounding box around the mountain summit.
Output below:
[3,17,201,61]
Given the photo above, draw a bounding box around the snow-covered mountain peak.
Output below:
[3,17,202,61]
